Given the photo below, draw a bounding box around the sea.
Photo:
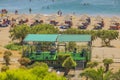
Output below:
[0,0,120,16]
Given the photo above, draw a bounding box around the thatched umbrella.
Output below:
[64,15,72,22]
[95,16,103,21]
[80,14,89,20]
[33,14,43,21]
[110,17,119,23]
[47,15,57,21]
[16,14,27,21]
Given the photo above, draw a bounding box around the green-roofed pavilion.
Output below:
[58,34,91,42]
[23,34,92,66]
[24,34,58,42]
[24,34,91,42]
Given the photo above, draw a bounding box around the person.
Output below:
[29,8,32,14]
[73,48,77,54]
[15,10,18,15]
[57,10,62,16]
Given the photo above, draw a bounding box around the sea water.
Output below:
[0,0,120,16]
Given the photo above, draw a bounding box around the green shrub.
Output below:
[3,51,12,66]
[1,66,9,72]
[4,43,22,50]
[18,57,31,67]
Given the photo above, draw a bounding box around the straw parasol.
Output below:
[64,15,72,21]
[47,15,57,21]
[95,16,103,21]
[16,14,27,21]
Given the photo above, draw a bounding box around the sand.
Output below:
[0,14,120,71]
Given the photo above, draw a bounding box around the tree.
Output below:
[18,57,31,67]
[80,67,113,80]
[97,30,119,46]
[62,57,76,76]
[0,62,66,80]
[43,73,66,80]
[86,61,98,68]
[57,54,71,67]
[30,62,48,68]
[103,58,113,72]
[3,51,12,66]
[9,24,30,44]
[1,66,9,72]
[31,24,59,34]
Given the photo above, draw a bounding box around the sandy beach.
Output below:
[0,13,120,72]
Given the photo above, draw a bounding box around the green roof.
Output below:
[24,34,58,42]
[58,34,91,42]
[24,34,91,42]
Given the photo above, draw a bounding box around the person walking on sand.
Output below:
[29,8,32,14]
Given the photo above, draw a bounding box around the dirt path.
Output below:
[0,26,11,47]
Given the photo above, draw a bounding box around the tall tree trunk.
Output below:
[64,68,70,76]
[105,64,109,72]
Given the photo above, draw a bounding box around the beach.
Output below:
[0,13,120,80]
[0,1,120,80]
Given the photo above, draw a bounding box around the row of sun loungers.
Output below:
[0,15,120,30]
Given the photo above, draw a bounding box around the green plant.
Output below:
[1,66,9,72]
[80,67,113,80]
[62,57,76,76]
[86,61,98,68]
[3,51,12,66]
[18,57,31,67]
[4,43,22,50]
[103,59,113,72]
[57,54,71,66]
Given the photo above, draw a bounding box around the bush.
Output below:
[0,62,66,80]
[18,57,31,67]
[3,51,12,66]
[1,66,9,72]
[30,62,48,69]
[4,43,22,50]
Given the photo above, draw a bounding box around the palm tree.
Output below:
[103,58,113,72]
[80,67,113,80]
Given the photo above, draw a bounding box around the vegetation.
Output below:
[111,70,120,80]
[9,24,30,44]
[9,24,119,47]
[62,29,119,46]
[0,63,66,80]
[3,50,12,66]
[57,54,71,66]
[1,66,9,72]
[103,58,113,72]
[62,57,76,76]
[18,57,31,67]
[80,67,112,80]
[86,61,98,68]
[31,24,59,34]
[4,43,23,50]
[9,24,59,44]
[97,30,119,46]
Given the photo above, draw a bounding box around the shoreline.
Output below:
[4,13,120,18]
